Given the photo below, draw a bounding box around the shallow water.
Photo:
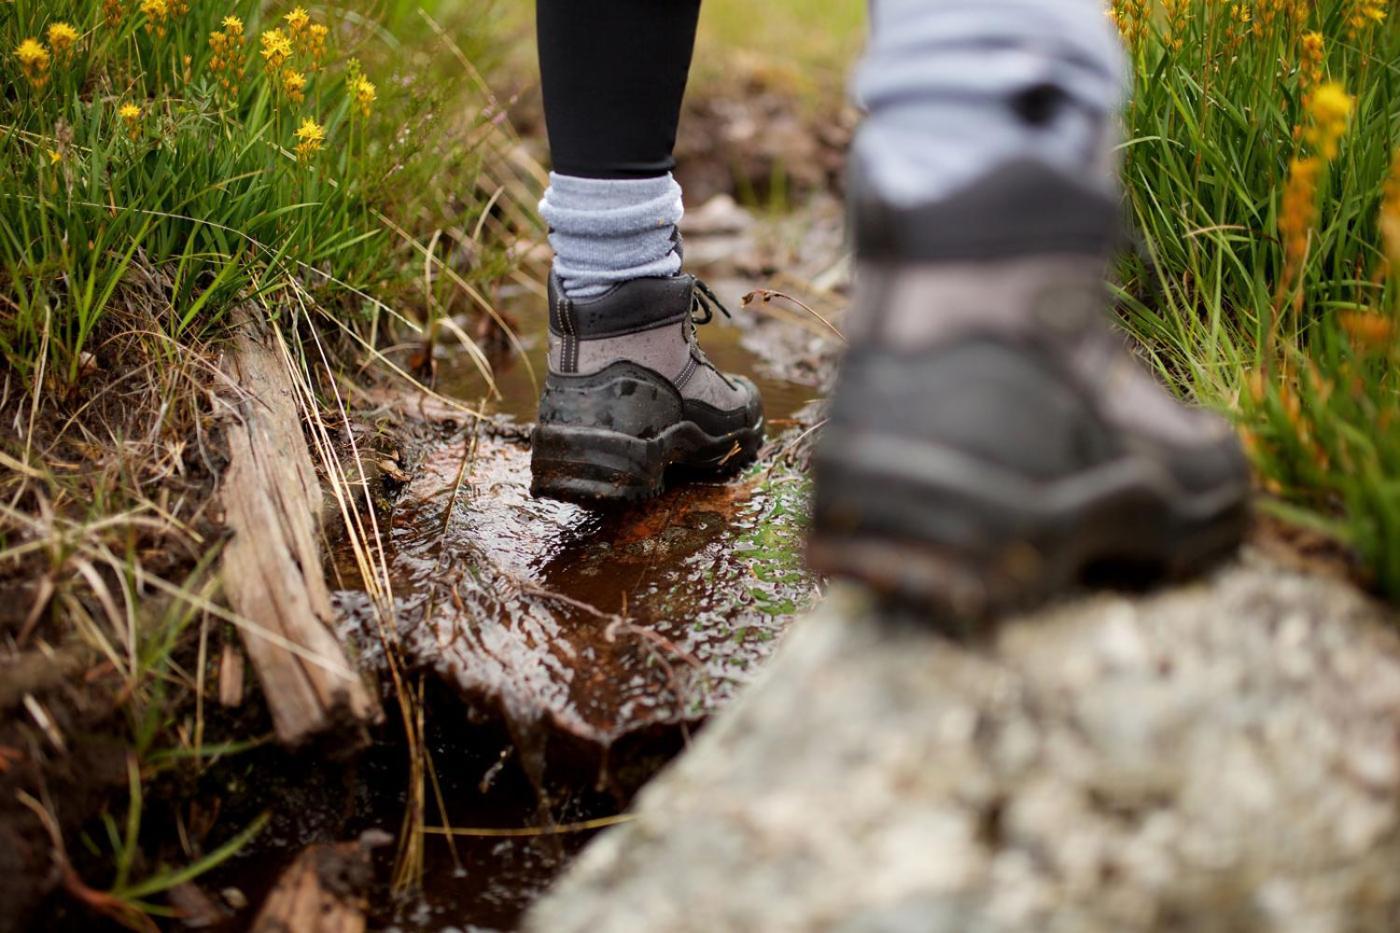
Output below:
[337,429,815,755]
[309,297,827,929]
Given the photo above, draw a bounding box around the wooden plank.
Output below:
[220,307,379,746]
[250,843,369,933]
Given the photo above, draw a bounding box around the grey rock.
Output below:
[528,553,1400,932]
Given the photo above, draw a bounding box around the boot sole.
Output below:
[530,417,765,504]
[809,431,1250,622]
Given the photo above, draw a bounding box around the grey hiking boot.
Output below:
[531,273,765,503]
[809,160,1251,617]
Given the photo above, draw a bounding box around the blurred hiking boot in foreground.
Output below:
[809,160,1251,618]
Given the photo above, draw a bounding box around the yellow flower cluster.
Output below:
[284,7,327,68]
[1280,156,1320,275]
[293,117,324,162]
[282,68,306,103]
[352,76,376,118]
[1382,151,1400,273]
[304,24,328,68]
[14,38,50,90]
[1298,31,1324,91]
[1222,2,1253,54]
[261,10,326,103]
[284,7,310,33]
[1347,0,1387,38]
[47,23,79,65]
[119,102,143,140]
[260,28,292,72]
[1108,0,1149,50]
[1279,84,1355,296]
[1303,82,1354,162]
[1161,0,1189,51]
[140,0,169,39]
[209,16,247,96]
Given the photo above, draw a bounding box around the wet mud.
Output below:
[338,264,840,761]
[334,410,817,767]
[261,312,828,929]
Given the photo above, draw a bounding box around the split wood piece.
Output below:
[250,843,370,933]
[220,308,380,746]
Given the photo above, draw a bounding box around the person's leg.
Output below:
[535,0,697,299]
[852,0,1125,207]
[530,0,764,503]
[809,0,1250,614]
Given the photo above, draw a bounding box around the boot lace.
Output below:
[686,278,738,390]
[690,278,733,326]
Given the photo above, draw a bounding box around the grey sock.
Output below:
[539,172,684,300]
[853,0,1126,206]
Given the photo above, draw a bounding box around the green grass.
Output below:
[0,0,535,924]
[1114,0,1400,595]
[0,0,530,384]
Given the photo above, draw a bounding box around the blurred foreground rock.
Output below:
[529,552,1400,932]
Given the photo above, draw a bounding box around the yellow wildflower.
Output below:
[15,38,50,90]
[210,19,247,95]
[1279,155,1321,283]
[140,0,168,38]
[119,101,143,139]
[293,117,324,162]
[46,149,62,165]
[46,23,79,63]
[1338,311,1394,353]
[1161,0,1188,51]
[1347,0,1386,37]
[1108,0,1149,51]
[352,76,376,117]
[1304,82,1354,161]
[284,6,310,34]
[1224,2,1252,54]
[261,28,292,71]
[302,22,328,67]
[1298,31,1324,90]
[1382,151,1400,270]
[281,67,306,103]
[102,0,124,26]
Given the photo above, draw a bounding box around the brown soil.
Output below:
[0,301,232,931]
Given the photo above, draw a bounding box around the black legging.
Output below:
[536,0,701,179]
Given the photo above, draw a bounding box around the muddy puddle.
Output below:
[336,373,819,755]
[298,284,838,929]
[341,281,833,751]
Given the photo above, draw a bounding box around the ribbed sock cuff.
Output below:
[540,172,685,300]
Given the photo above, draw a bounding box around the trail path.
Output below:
[530,561,1400,932]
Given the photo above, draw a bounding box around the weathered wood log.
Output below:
[220,308,379,746]
[250,843,370,933]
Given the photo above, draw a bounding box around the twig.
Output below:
[422,814,635,838]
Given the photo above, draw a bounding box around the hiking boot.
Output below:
[531,273,765,503]
[809,160,1251,617]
